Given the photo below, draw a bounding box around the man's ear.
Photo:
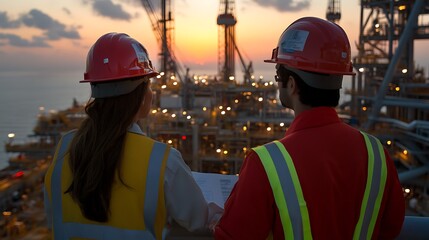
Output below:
[288,76,298,94]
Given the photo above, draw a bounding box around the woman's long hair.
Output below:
[65,79,149,222]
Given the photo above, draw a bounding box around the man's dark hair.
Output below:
[277,66,340,107]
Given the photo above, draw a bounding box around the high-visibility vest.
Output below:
[252,131,387,240]
[44,130,171,240]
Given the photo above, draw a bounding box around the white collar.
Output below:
[128,122,146,135]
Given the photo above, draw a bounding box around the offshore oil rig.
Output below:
[2,0,429,238]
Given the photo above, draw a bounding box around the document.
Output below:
[192,171,238,208]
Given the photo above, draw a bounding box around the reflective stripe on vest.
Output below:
[252,132,387,239]
[354,132,387,240]
[49,131,170,239]
[253,141,312,240]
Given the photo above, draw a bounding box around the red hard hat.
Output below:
[81,32,158,83]
[265,17,355,76]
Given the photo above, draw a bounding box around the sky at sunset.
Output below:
[0,0,427,79]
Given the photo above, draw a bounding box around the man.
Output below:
[214,17,404,239]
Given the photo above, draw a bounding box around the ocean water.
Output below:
[0,70,90,170]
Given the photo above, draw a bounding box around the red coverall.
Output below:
[215,107,405,240]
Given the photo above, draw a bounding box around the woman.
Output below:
[44,32,221,239]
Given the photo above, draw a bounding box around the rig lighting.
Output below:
[234,99,239,104]
[160,72,165,76]
[2,211,12,216]
[229,76,235,81]
[8,133,15,138]
[152,110,157,114]
[167,140,173,144]
[187,115,191,120]
[387,140,392,146]
[395,87,400,92]
[223,150,228,155]
[267,127,272,131]
[242,126,247,131]
[221,111,226,115]
[402,68,408,74]
[161,85,167,89]
[216,149,221,153]
[398,5,406,11]
[404,188,411,193]
[171,114,176,118]
[359,68,365,73]
[258,97,263,102]
[362,106,368,111]
[173,81,178,86]
[280,123,285,127]
[203,107,207,111]
[403,150,408,155]
[162,109,168,113]
[182,111,187,115]
[226,107,231,111]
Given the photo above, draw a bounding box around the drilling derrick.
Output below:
[326,0,341,23]
[141,0,184,84]
[217,0,237,82]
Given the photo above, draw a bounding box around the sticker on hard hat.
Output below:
[131,43,148,63]
[281,30,309,52]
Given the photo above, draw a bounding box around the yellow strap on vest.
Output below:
[353,132,387,240]
[253,140,312,240]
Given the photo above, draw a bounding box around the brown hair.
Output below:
[65,79,149,222]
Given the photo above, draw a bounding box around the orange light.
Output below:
[398,5,406,11]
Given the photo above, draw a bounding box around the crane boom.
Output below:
[140,0,185,83]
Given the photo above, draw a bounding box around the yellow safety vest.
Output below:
[252,131,387,240]
[44,130,171,239]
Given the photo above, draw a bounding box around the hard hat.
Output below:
[82,32,158,83]
[265,17,355,76]
[80,32,158,98]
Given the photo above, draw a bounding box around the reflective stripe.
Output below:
[51,132,74,239]
[254,133,386,240]
[50,131,165,239]
[253,144,294,239]
[144,142,169,237]
[253,141,312,240]
[354,132,387,240]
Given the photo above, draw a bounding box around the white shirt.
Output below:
[129,123,223,232]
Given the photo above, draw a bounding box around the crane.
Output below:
[140,0,186,84]
[326,0,341,23]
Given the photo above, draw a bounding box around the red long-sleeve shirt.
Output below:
[215,107,405,240]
